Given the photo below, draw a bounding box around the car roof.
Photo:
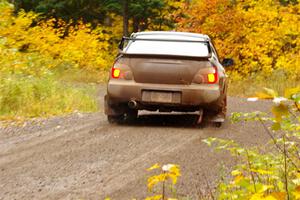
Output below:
[132,31,210,41]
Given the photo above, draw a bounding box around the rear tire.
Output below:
[213,122,222,128]
[124,110,138,123]
[107,109,138,124]
[107,115,124,124]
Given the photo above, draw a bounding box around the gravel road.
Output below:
[0,92,273,200]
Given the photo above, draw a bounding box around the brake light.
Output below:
[112,68,121,78]
[207,67,218,84]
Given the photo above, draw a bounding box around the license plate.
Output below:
[151,92,172,103]
[142,91,173,103]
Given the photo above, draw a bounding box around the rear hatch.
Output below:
[120,34,213,85]
[127,56,212,85]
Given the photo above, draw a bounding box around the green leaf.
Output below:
[271,122,281,131]
[202,137,217,147]
[284,87,300,99]
[231,169,242,176]
[272,104,289,122]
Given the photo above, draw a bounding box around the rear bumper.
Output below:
[107,79,221,106]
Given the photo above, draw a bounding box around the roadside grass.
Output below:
[0,1,114,121]
[228,70,300,97]
[0,75,98,120]
[53,67,109,84]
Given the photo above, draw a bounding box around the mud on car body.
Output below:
[105,31,234,127]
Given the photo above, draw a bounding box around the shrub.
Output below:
[203,87,300,199]
[0,1,117,119]
[0,1,120,78]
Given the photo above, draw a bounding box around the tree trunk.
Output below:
[123,0,129,36]
[133,17,139,32]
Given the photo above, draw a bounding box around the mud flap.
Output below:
[196,109,204,125]
[104,95,125,116]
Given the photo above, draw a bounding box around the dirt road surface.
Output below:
[0,92,273,200]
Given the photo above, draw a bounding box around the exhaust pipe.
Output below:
[128,100,138,109]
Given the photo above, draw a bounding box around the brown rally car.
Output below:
[104,31,234,127]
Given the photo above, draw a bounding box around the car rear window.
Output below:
[124,35,210,57]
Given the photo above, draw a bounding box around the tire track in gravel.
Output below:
[36,126,202,200]
[0,116,102,153]
[0,97,273,200]
[97,128,201,197]
[0,116,104,165]
[0,121,133,200]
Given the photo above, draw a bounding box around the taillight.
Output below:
[207,67,218,84]
[112,68,121,79]
[192,66,218,84]
[111,59,133,80]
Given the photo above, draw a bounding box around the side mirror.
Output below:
[222,58,234,67]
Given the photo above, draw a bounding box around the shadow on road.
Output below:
[118,113,224,128]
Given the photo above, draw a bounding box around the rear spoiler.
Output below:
[118,36,212,59]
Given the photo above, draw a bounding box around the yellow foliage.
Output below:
[178,0,300,79]
[251,169,274,175]
[250,191,286,200]
[167,164,181,185]
[293,185,300,199]
[270,192,286,200]
[0,2,106,119]
[0,2,119,77]
[147,163,161,171]
[250,193,277,200]
[148,174,168,191]
[146,164,180,199]
[145,195,163,200]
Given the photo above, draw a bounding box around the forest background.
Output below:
[0,0,299,119]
